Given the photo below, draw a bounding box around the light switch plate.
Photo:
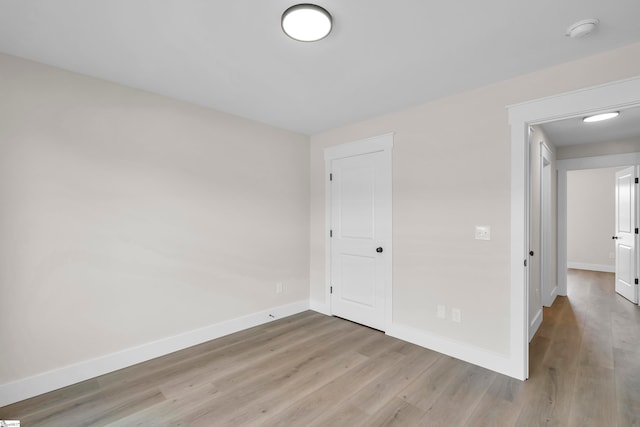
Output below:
[475,226,491,240]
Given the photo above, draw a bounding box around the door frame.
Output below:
[508,75,640,380]
[540,142,555,308]
[324,133,394,330]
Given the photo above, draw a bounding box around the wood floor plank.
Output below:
[611,313,640,352]
[104,311,334,393]
[363,398,426,427]
[398,355,465,411]
[10,313,338,425]
[96,311,324,392]
[105,383,218,427]
[578,325,614,369]
[462,374,525,427]
[258,342,407,426]
[345,344,440,415]
[24,387,165,427]
[114,319,372,426]
[0,378,101,421]
[515,356,579,425]
[528,334,552,377]
[156,314,354,399]
[567,365,617,427]
[417,364,495,426]
[306,344,441,426]
[175,328,378,426]
[613,347,640,427]
[307,403,369,427]
[209,351,368,427]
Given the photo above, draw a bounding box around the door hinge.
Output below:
[636,228,638,234]
[635,279,638,285]
[635,177,638,184]
[330,286,333,294]
[330,229,333,238]
[524,259,527,267]
[330,173,333,181]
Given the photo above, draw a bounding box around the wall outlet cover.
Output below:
[475,226,491,240]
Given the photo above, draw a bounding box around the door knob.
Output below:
[612,236,619,239]
[376,247,384,253]
[529,251,534,256]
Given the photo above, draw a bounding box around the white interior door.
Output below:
[614,166,638,304]
[330,148,391,331]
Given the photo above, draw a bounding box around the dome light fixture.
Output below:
[583,111,620,123]
[565,18,599,38]
[282,4,332,42]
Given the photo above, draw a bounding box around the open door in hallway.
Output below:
[614,166,639,304]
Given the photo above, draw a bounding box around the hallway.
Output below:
[525,269,640,425]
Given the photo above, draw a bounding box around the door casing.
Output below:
[509,75,640,381]
[541,143,556,308]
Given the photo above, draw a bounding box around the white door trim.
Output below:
[540,142,556,307]
[508,75,640,380]
[324,133,394,330]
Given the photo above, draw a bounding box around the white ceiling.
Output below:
[540,106,640,147]
[1,1,640,134]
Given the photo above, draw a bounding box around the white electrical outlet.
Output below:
[276,282,283,294]
[452,308,462,323]
[475,226,491,240]
[437,305,446,319]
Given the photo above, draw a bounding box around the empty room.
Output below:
[1,1,640,426]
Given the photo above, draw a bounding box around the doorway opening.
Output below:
[531,116,640,374]
[508,75,640,380]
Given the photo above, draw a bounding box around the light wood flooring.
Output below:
[1,269,639,426]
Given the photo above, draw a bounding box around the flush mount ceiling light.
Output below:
[565,18,599,38]
[583,111,620,123]
[282,4,332,42]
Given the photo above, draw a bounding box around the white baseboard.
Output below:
[529,308,543,342]
[309,299,330,315]
[567,262,615,273]
[386,323,515,379]
[0,300,309,407]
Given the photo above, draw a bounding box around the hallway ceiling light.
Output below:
[282,4,332,42]
[583,111,620,123]
[565,18,599,38]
